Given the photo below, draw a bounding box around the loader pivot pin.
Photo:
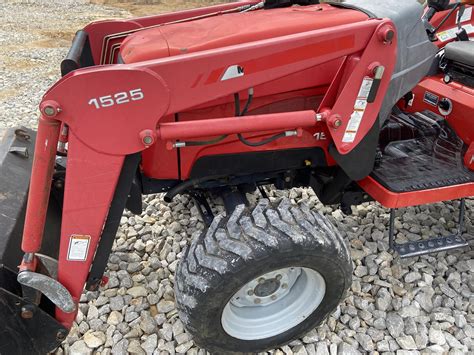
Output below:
[140,129,156,147]
[378,26,395,44]
[41,100,62,118]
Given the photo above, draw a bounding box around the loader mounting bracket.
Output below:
[0,266,67,355]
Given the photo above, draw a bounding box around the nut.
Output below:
[21,306,34,319]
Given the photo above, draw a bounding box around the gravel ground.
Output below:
[1,1,473,354]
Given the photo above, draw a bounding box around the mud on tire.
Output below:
[175,198,352,353]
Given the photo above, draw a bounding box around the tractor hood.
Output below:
[120,4,368,64]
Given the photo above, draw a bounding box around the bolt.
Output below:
[56,330,67,341]
[254,298,261,304]
[21,306,34,319]
[328,115,343,129]
[282,283,288,289]
[43,106,56,117]
[247,289,254,296]
[142,136,153,145]
[139,129,156,147]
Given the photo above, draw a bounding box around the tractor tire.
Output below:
[175,198,352,353]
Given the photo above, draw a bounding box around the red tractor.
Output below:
[0,0,473,353]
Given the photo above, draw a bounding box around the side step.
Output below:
[389,199,470,258]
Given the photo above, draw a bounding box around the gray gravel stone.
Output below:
[156,299,175,313]
[396,335,417,350]
[429,324,447,345]
[141,334,158,355]
[386,313,404,338]
[83,331,106,349]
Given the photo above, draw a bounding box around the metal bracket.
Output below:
[9,146,29,158]
[190,191,214,227]
[389,199,470,258]
[17,271,75,313]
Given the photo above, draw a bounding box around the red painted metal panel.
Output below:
[405,76,474,146]
[358,176,474,208]
[42,67,170,155]
[83,1,259,64]
[121,4,368,63]
[56,132,125,328]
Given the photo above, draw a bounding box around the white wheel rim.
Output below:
[221,267,326,340]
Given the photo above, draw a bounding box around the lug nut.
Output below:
[254,298,261,304]
[247,289,254,296]
[271,295,277,300]
[276,274,282,281]
[282,283,288,289]
[258,278,265,284]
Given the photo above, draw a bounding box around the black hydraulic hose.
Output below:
[238,131,289,147]
[433,3,460,33]
[164,176,220,202]
[240,91,253,116]
[235,90,289,147]
[234,93,241,116]
[182,135,228,147]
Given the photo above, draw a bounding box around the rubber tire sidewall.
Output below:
[185,248,350,353]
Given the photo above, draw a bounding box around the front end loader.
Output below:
[1,0,473,353]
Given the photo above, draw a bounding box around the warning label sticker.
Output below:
[67,235,91,261]
[357,77,374,100]
[343,77,373,144]
[460,7,472,23]
[438,24,474,42]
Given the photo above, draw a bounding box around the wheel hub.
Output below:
[230,268,301,307]
[254,278,280,297]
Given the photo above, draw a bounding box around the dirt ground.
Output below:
[91,0,226,16]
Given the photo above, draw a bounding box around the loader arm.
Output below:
[20,16,397,330]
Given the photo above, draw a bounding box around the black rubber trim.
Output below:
[85,153,141,291]
[325,1,376,18]
[329,117,380,181]
[61,30,95,76]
